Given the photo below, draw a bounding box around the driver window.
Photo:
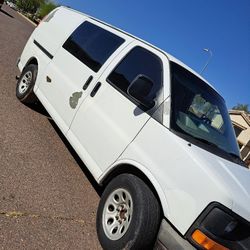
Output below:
[107,46,163,110]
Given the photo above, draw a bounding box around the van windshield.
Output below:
[170,62,241,162]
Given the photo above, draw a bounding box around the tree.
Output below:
[16,0,43,14]
[232,103,249,113]
[38,1,57,18]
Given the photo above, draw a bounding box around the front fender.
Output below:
[98,158,170,219]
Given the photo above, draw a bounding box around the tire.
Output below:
[16,64,38,104]
[97,174,161,250]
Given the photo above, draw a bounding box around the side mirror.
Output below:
[127,75,155,109]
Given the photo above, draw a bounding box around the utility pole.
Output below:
[200,48,213,75]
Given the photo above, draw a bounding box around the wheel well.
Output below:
[101,164,164,216]
[26,57,38,67]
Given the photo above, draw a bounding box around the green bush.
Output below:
[16,0,57,16]
[16,0,42,14]
[38,1,57,18]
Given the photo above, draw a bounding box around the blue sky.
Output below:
[58,0,249,109]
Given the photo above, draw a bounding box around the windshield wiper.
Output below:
[193,138,247,168]
[176,127,221,149]
[189,136,220,149]
[176,129,247,167]
[228,152,241,159]
[228,153,247,168]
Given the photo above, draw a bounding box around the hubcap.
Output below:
[18,71,32,94]
[102,188,133,240]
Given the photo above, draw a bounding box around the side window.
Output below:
[63,21,125,72]
[107,46,163,110]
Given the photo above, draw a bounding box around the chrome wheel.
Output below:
[102,188,133,241]
[18,71,32,94]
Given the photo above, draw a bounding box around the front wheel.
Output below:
[16,64,38,104]
[96,174,161,250]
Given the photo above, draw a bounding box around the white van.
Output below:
[16,6,250,250]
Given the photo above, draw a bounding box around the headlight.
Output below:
[186,203,250,250]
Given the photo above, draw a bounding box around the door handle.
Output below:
[83,75,93,90]
[46,76,52,83]
[90,82,101,97]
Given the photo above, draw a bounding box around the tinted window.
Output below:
[107,47,163,108]
[63,21,125,72]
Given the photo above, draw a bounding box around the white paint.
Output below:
[18,6,250,238]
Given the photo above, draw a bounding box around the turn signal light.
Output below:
[192,230,229,250]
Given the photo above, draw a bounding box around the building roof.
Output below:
[229,110,250,127]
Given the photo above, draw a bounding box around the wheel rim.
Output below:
[18,71,32,94]
[102,188,133,241]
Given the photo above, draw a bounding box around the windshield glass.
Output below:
[170,62,240,158]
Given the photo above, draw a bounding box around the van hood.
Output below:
[192,144,250,222]
[217,158,250,221]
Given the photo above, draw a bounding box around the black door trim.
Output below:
[34,40,54,60]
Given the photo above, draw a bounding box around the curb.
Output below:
[17,11,37,27]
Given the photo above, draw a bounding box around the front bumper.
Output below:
[154,219,195,250]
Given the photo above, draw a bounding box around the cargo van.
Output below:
[16,6,250,250]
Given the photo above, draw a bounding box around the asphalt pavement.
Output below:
[0,5,102,249]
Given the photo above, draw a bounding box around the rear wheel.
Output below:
[96,174,161,250]
[16,64,38,104]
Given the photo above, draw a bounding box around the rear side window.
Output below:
[107,46,163,108]
[63,21,125,72]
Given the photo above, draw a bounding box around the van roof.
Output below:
[60,6,220,96]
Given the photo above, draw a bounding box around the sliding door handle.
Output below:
[83,75,93,90]
[90,82,101,97]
